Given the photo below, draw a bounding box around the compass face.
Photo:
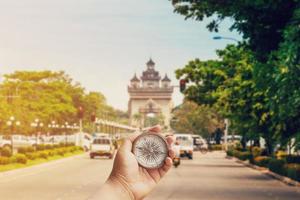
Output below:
[132,133,168,169]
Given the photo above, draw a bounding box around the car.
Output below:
[174,133,194,159]
[13,135,34,148]
[0,135,12,149]
[192,135,208,151]
[90,137,115,159]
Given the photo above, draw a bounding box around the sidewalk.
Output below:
[146,151,300,200]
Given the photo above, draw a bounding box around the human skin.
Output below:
[90,126,175,200]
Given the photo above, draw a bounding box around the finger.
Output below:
[168,149,175,159]
[128,133,140,143]
[166,136,174,146]
[120,134,139,152]
[147,125,161,133]
[159,157,173,177]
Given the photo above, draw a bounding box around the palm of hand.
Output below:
[111,147,165,200]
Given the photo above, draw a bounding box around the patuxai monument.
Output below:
[128,59,174,128]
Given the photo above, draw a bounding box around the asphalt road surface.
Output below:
[0,152,299,200]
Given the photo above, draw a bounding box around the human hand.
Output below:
[100,126,175,200]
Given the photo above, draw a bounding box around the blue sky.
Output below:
[0,0,241,110]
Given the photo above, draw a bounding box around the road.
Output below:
[0,152,299,200]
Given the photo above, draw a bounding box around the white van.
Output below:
[174,134,194,159]
[90,137,115,159]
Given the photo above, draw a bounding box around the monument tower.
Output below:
[128,59,174,128]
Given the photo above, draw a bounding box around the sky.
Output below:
[0,0,241,111]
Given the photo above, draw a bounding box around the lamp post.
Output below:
[212,36,237,150]
[6,116,20,153]
[31,118,44,148]
[213,36,239,42]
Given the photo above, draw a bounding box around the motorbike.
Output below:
[173,157,181,168]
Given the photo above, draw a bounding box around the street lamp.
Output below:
[213,36,239,42]
[31,118,44,147]
[6,116,20,153]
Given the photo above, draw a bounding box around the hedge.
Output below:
[209,144,223,151]
[253,156,271,167]
[268,158,286,176]
[0,147,12,157]
[1,146,83,165]
[286,164,300,182]
[285,155,300,164]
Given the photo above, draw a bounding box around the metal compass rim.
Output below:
[132,133,169,169]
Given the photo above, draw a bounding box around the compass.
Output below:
[132,133,168,169]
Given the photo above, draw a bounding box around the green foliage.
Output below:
[25,152,39,160]
[0,157,10,165]
[235,151,252,161]
[171,101,222,139]
[209,144,223,151]
[0,71,129,136]
[38,152,48,159]
[18,146,35,154]
[285,155,300,164]
[175,45,278,154]
[268,159,286,176]
[13,154,28,164]
[171,0,298,61]
[251,147,263,158]
[0,147,12,157]
[253,156,271,168]
[286,164,300,182]
[144,113,165,128]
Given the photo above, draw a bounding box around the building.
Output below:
[128,59,174,128]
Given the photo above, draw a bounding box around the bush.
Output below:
[276,151,288,159]
[0,156,10,165]
[226,149,234,157]
[13,154,28,164]
[251,147,263,158]
[56,148,66,156]
[59,142,66,148]
[209,144,223,151]
[268,158,286,176]
[38,151,48,159]
[25,152,39,160]
[44,144,54,150]
[253,156,271,167]
[18,146,35,154]
[46,150,55,157]
[36,144,46,151]
[26,146,35,153]
[285,155,300,164]
[232,150,252,161]
[0,147,12,157]
[285,164,300,182]
[17,147,27,154]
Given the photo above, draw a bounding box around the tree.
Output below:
[133,113,143,128]
[171,101,222,139]
[176,45,277,154]
[171,1,300,154]
[144,113,165,128]
[171,0,299,62]
[0,71,129,135]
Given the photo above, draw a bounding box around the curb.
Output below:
[226,156,300,187]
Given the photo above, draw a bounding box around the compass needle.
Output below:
[133,133,168,169]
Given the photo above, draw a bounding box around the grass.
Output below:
[0,151,84,173]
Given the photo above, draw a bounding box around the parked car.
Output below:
[90,137,115,159]
[0,135,11,149]
[174,133,194,159]
[11,135,32,148]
